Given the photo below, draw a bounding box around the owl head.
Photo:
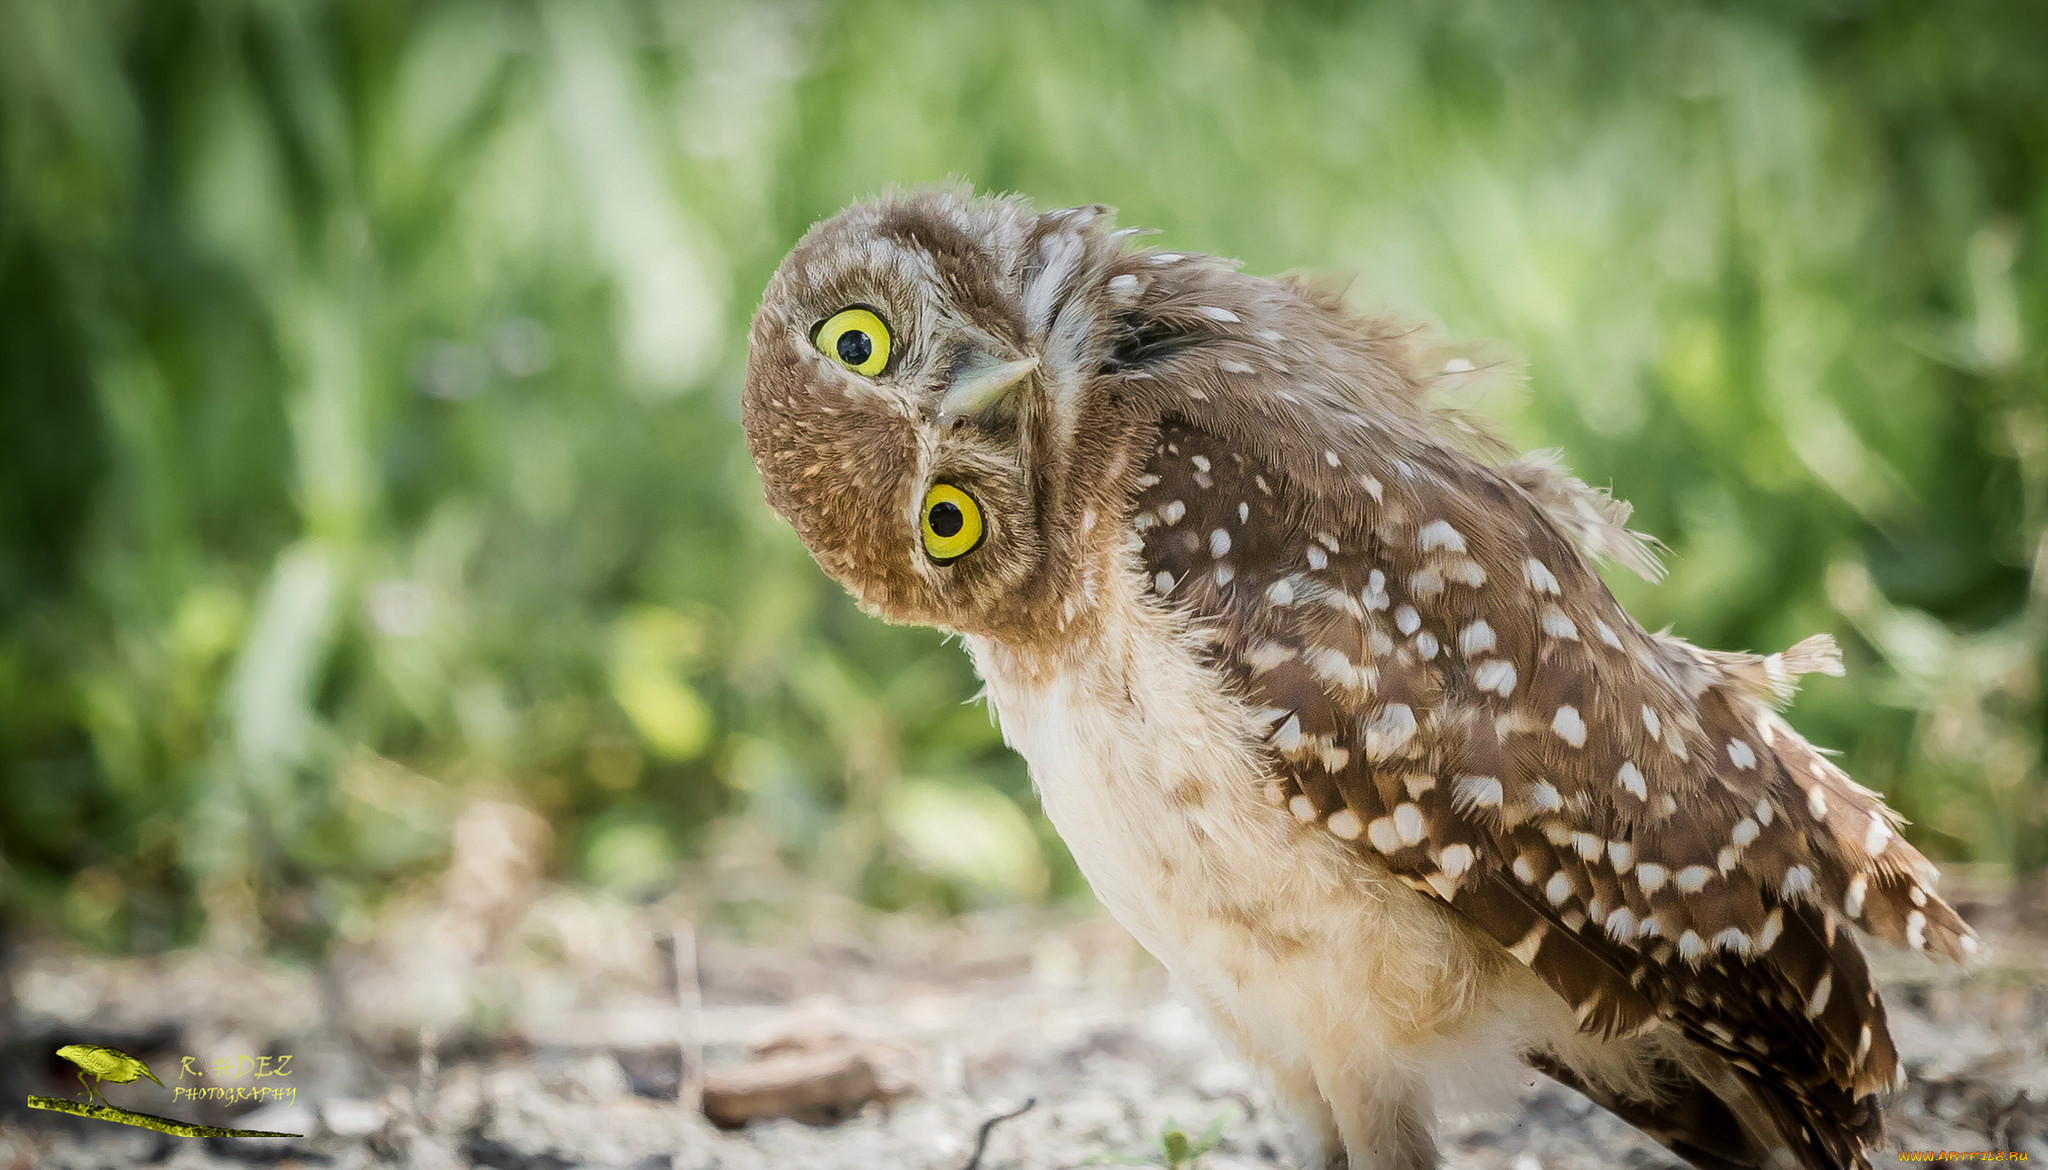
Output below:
[742,186,1140,638]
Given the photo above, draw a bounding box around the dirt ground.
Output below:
[4,809,2045,1169]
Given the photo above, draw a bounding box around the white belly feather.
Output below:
[965,569,1627,1141]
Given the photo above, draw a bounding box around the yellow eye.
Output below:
[920,483,984,562]
[814,306,892,376]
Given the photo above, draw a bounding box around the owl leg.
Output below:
[1175,982,1341,1167]
[1318,1066,1437,1170]
[1263,1060,1344,1170]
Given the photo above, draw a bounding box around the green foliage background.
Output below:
[2,0,2043,953]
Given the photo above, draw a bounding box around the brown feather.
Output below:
[1128,406,1969,1167]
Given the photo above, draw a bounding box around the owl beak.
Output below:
[937,354,1039,426]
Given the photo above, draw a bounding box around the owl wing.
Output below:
[1131,417,1975,1170]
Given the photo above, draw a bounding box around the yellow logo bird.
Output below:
[56,1044,165,1109]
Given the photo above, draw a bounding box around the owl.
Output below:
[740,186,1977,1170]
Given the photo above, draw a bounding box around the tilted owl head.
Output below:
[742,186,1178,639]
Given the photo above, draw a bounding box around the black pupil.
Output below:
[928,501,964,538]
[836,329,873,367]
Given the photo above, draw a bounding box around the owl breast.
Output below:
[966,557,1594,1112]
[967,571,1321,965]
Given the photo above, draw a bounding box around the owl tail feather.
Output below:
[1527,1043,1881,1170]
[1528,1047,1755,1170]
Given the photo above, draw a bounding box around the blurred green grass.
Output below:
[1,0,2042,953]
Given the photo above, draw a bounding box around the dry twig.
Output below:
[961,1096,1037,1170]
[671,923,705,1112]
